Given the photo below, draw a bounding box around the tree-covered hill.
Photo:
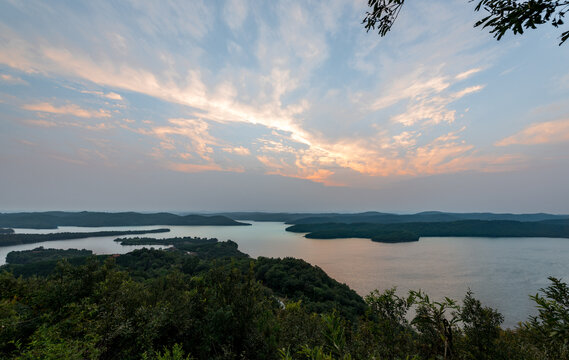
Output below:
[0,211,249,229]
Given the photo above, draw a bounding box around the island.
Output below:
[113,236,245,259]
[286,219,569,242]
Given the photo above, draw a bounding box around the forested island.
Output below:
[114,235,218,246]
[0,228,170,247]
[1,238,567,359]
[0,211,249,229]
[286,219,569,242]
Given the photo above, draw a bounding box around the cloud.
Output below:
[149,118,221,161]
[223,0,248,31]
[362,66,484,127]
[1,73,28,85]
[81,90,123,100]
[391,84,484,126]
[105,92,123,100]
[496,119,569,146]
[18,139,37,146]
[257,154,339,186]
[0,1,526,186]
[49,154,86,165]
[23,119,58,127]
[165,162,224,173]
[223,146,251,155]
[22,102,111,118]
[455,68,482,80]
[125,0,212,39]
[12,45,311,146]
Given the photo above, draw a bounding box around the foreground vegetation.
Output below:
[1,242,568,359]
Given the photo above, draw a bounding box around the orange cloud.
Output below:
[166,162,224,173]
[496,119,569,146]
[166,161,244,174]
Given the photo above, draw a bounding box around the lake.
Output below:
[3,221,569,328]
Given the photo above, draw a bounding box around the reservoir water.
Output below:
[3,221,569,328]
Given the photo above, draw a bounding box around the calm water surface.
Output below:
[4,221,569,328]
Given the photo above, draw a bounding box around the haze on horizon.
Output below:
[1,1,569,214]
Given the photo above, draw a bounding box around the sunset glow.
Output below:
[1,1,568,212]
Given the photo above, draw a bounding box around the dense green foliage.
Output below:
[255,257,366,321]
[0,243,568,359]
[0,211,249,229]
[1,238,362,320]
[0,228,170,247]
[286,219,569,242]
[6,247,93,264]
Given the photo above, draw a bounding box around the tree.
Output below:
[521,276,569,358]
[459,290,504,360]
[363,0,569,45]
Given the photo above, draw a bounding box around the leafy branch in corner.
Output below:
[363,0,569,45]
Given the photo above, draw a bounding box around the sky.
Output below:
[1,0,569,213]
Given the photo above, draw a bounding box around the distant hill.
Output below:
[213,212,335,222]
[0,211,250,229]
[216,211,569,224]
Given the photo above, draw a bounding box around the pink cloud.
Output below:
[1,73,28,85]
[22,102,111,118]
